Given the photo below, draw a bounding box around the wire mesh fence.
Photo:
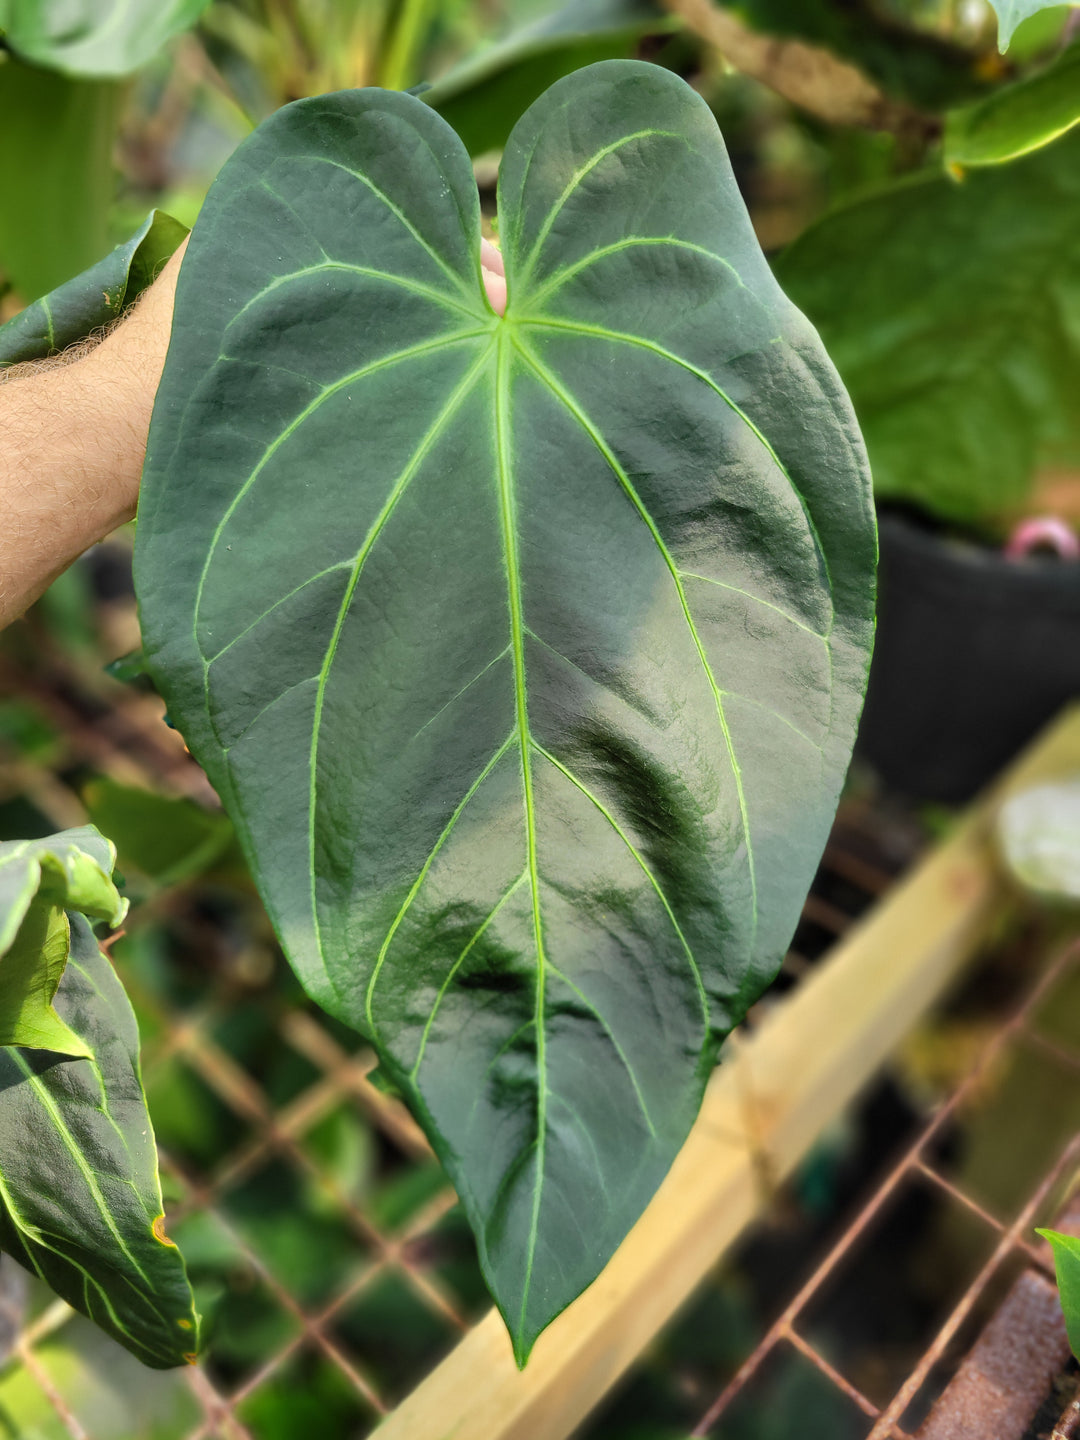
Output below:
[0,559,927,1439]
[686,935,1080,1440]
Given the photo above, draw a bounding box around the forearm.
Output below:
[0,239,187,629]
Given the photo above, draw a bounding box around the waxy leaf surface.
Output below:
[136,61,875,1359]
[0,826,127,1056]
[0,913,199,1367]
[0,210,188,367]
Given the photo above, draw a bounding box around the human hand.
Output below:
[0,230,505,630]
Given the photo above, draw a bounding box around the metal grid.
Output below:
[688,936,1080,1440]
[0,583,917,1440]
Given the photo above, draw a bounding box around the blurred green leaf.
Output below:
[0,209,188,366]
[423,0,674,154]
[946,41,1080,164]
[730,0,997,110]
[1037,1227,1080,1358]
[776,129,1080,523]
[0,56,120,302]
[991,0,1080,51]
[998,777,1080,901]
[82,779,237,888]
[0,913,200,1367]
[0,0,212,77]
[0,826,126,1056]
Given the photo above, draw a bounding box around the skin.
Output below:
[0,235,506,631]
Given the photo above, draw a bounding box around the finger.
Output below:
[480,236,505,277]
[482,264,507,317]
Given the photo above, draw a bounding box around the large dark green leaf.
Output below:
[0,0,211,76]
[945,40,1080,166]
[0,209,188,367]
[423,0,675,155]
[135,61,875,1359]
[0,827,126,1056]
[776,128,1080,524]
[0,912,199,1366]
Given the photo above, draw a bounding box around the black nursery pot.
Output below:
[856,511,1080,804]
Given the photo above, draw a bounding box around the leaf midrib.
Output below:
[493,327,549,1343]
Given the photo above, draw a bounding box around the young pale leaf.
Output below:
[945,42,1080,166]
[0,0,211,77]
[989,1,1079,51]
[1037,1229,1080,1359]
[0,827,127,1057]
[776,128,1080,524]
[136,61,875,1360]
[0,210,189,367]
[0,913,199,1367]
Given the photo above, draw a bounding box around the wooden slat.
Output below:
[378,705,1080,1440]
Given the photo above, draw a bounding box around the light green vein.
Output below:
[678,571,827,642]
[410,871,528,1082]
[531,741,709,1035]
[518,128,686,291]
[721,692,823,754]
[194,325,491,663]
[526,236,744,309]
[311,342,498,1014]
[206,561,352,665]
[494,326,548,1345]
[516,315,834,612]
[311,154,474,300]
[413,645,512,742]
[518,337,759,950]
[42,297,55,352]
[0,1161,159,1348]
[8,1050,151,1286]
[364,731,517,1034]
[545,959,656,1138]
[224,259,482,328]
[548,1092,608,1201]
[65,958,147,1178]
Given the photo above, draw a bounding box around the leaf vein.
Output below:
[517,338,759,954]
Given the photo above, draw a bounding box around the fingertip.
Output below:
[482,266,507,317]
[480,236,505,278]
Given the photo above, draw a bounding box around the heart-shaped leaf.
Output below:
[0,826,128,1057]
[136,60,875,1359]
[0,911,200,1366]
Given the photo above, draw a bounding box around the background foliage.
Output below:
[1,0,1080,1430]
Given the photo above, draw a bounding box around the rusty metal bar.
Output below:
[693,938,1080,1439]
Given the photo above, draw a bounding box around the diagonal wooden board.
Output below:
[378,704,1080,1440]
